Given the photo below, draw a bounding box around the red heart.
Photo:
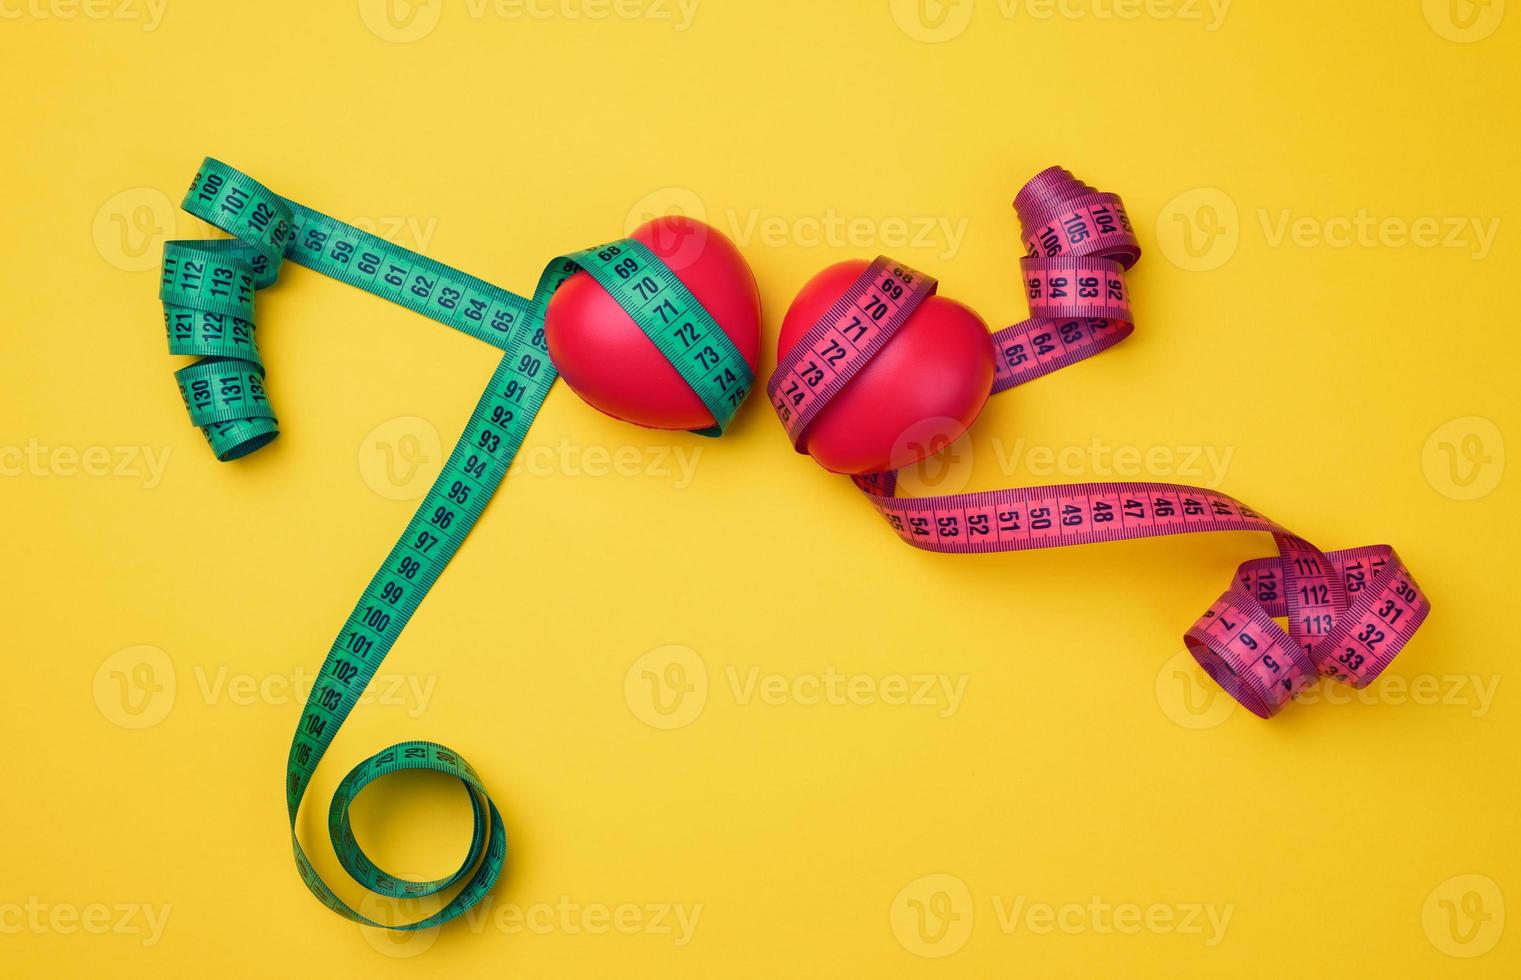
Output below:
[545,216,761,430]
[777,260,994,475]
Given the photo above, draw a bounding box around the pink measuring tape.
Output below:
[770,167,1432,718]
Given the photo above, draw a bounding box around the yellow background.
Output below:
[2,0,1517,976]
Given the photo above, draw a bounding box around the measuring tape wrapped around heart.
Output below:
[159,159,1430,932]
[768,165,1432,720]
[159,158,757,930]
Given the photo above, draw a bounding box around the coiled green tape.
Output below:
[159,157,753,929]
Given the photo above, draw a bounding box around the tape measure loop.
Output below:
[794,167,1432,719]
[164,307,261,362]
[1185,583,1321,719]
[204,417,280,462]
[161,172,283,459]
[159,156,754,927]
[325,741,498,903]
[181,158,296,288]
[1015,166,1142,270]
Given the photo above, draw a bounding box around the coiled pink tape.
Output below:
[773,167,1431,719]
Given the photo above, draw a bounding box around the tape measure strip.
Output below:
[159,157,753,928]
[766,256,936,449]
[786,167,1431,718]
[163,158,751,458]
[990,170,1141,394]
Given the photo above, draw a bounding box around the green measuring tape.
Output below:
[159,157,754,930]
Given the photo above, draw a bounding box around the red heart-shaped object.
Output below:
[545,216,761,430]
[777,260,995,475]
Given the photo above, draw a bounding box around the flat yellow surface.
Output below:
[2,1,1517,976]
